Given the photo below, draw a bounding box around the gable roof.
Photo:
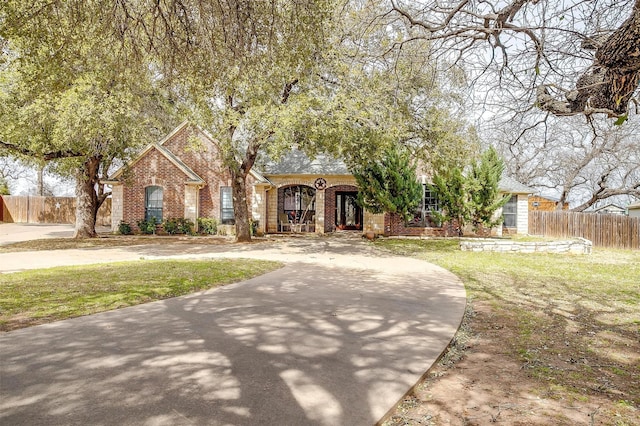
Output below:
[590,203,626,212]
[627,202,640,210]
[104,143,205,185]
[498,176,535,194]
[105,121,206,184]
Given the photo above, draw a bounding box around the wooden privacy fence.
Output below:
[0,196,111,226]
[529,210,640,249]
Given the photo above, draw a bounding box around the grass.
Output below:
[0,234,240,253]
[375,238,640,416]
[0,258,281,331]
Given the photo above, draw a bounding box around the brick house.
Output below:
[107,122,533,235]
[105,121,260,231]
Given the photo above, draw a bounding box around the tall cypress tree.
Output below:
[430,167,472,236]
[468,147,510,232]
[353,146,422,222]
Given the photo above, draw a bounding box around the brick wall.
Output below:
[119,124,257,231]
[384,213,446,237]
[121,148,187,228]
[162,125,230,219]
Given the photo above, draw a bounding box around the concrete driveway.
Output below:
[0,223,111,246]
[0,233,466,425]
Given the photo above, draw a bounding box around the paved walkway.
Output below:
[0,225,466,425]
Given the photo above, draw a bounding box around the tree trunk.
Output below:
[73,155,101,239]
[231,168,252,242]
[37,166,44,196]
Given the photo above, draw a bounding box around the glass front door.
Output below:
[335,192,362,230]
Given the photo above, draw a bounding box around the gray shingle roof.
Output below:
[263,150,350,175]
[498,175,535,194]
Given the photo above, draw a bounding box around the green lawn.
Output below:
[375,238,640,414]
[0,259,281,331]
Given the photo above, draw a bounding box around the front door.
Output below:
[335,192,362,230]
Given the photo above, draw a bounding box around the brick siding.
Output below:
[119,124,254,231]
[384,213,446,237]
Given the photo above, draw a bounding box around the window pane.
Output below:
[425,189,440,212]
[220,187,234,223]
[503,196,517,227]
[145,186,163,221]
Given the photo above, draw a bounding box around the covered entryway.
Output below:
[277,185,316,232]
[324,185,362,233]
[335,191,362,230]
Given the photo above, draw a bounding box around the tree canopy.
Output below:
[0,1,177,237]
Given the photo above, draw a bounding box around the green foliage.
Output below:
[353,146,423,221]
[162,218,194,235]
[162,218,179,235]
[430,167,472,236]
[0,177,9,195]
[137,217,159,235]
[117,221,132,235]
[429,147,510,235]
[177,218,194,235]
[0,1,179,237]
[197,217,218,235]
[468,147,511,231]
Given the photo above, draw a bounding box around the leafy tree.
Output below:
[107,0,338,242]
[112,0,450,242]
[353,146,423,221]
[430,167,472,236]
[0,1,176,237]
[468,147,511,232]
[0,176,9,195]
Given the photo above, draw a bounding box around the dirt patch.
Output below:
[383,302,639,426]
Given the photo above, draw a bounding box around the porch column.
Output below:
[110,185,123,232]
[316,189,325,234]
[184,185,199,227]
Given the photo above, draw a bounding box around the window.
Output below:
[503,196,517,227]
[220,186,234,224]
[409,185,441,227]
[424,188,440,213]
[145,186,163,221]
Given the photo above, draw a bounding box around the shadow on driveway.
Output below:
[0,238,465,425]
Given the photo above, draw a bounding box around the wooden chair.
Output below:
[279,213,292,232]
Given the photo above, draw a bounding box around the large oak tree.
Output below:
[0,1,176,237]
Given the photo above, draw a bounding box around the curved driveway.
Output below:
[0,232,466,425]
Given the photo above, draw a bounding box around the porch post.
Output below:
[316,189,325,234]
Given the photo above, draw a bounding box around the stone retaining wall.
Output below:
[459,237,592,254]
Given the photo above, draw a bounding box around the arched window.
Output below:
[145,186,163,221]
[283,185,315,223]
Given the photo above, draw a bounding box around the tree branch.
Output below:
[0,140,82,161]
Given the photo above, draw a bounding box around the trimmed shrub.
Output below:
[162,218,195,235]
[198,217,218,235]
[137,217,159,235]
[163,218,179,235]
[177,218,194,235]
[118,221,132,235]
